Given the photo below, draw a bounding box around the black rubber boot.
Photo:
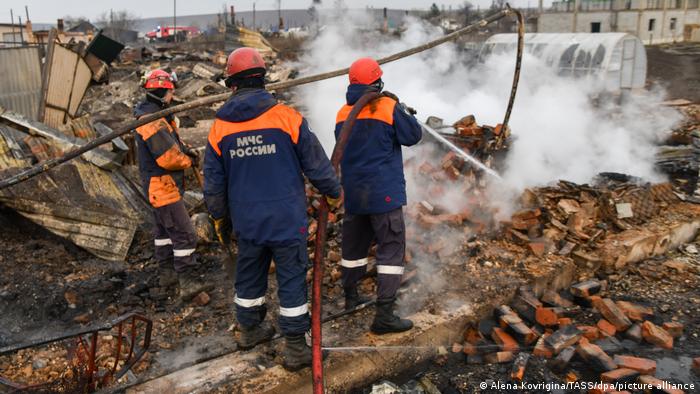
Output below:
[237,321,275,350]
[282,334,312,371]
[370,297,413,334]
[344,286,371,310]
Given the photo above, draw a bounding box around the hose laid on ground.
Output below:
[0,8,515,191]
[311,91,381,394]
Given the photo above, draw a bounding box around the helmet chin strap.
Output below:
[146,91,169,107]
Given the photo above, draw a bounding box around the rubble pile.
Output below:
[656,102,700,188]
[458,279,697,392]
[504,177,681,262]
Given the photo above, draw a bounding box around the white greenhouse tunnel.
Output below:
[481,33,647,91]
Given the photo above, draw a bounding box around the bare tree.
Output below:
[96,9,138,31]
[461,1,477,24]
[63,15,90,30]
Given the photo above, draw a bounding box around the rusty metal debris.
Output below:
[0,313,152,393]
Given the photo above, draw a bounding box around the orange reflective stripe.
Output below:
[208,104,303,156]
[136,118,171,140]
[156,145,192,170]
[335,96,396,125]
[148,175,181,208]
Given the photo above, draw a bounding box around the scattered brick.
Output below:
[499,313,538,345]
[576,339,617,372]
[511,208,541,230]
[512,288,542,324]
[529,241,546,257]
[595,336,623,354]
[533,334,553,358]
[578,325,600,341]
[510,352,529,382]
[558,317,573,326]
[641,321,674,350]
[484,351,515,364]
[624,323,642,343]
[613,355,656,375]
[597,319,617,337]
[570,279,602,298]
[545,325,582,354]
[542,290,575,308]
[692,357,700,375]
[549,346,575,372]
[662,322,684,338]
[463,325,483,344]
[192,291,211,306]
[451,343,463,353]
[479,318,498,338]
[592,298,632,331]
[600,368,640,384]
[536,306,560,327]
[462,342,477,356]
[637,375,686,394]
[494,305,516,319]
[492,328,519,352]
[615,300,654,322]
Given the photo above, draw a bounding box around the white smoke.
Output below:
[293,10,684,314]
[295,12,683,194]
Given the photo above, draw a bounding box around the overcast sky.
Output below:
[3,0,546,24]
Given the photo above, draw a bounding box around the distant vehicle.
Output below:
[146,25,201,42]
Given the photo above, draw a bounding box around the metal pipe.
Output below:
[0,8,512,191]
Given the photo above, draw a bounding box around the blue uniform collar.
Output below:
[216,89,278,122]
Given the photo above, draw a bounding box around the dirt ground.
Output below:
[646,43,700,102]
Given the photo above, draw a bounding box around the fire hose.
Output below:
[0,6,526,394]
[311,91,381,393]
[310,8,524,393]
[0,6,518,191]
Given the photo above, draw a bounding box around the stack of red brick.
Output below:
[457,279,695,393]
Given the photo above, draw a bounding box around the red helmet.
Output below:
[226,47,266,79]
[143,69,175,90]
[349,57,383,85]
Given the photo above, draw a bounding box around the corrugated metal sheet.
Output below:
[0,46,42,120]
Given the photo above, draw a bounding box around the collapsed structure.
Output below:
[0,7,699,394]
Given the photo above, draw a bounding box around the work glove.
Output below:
[325,191,343,209]
[184,145,200,161]
[210,215,232,245]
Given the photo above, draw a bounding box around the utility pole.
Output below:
[253,2,256,30]
[18,16,25,45]
[24,5,29,22]
[173,0,177,43]
[10,9,16,47]
[278,0,283,31]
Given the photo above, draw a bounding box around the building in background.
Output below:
[538,0,700,44]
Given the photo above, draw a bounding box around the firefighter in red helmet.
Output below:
[335,57,422,334]
[133,69,211,301]
[204,48,340,370]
